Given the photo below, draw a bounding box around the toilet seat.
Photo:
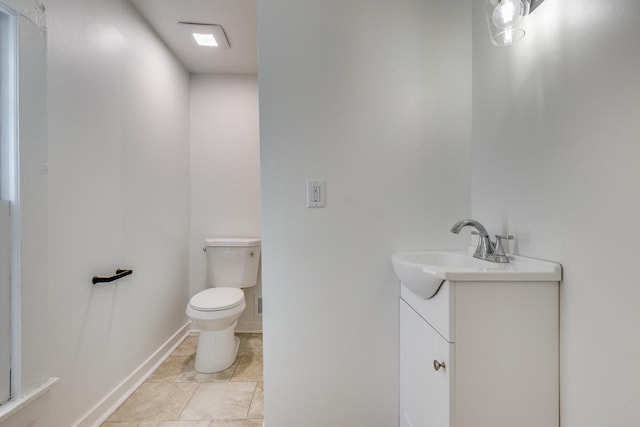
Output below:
[189,288,244,312]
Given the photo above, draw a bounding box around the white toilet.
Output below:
[186,237,261,373]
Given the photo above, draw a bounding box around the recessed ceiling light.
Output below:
[179,22,230,49]
[193,33,218,47]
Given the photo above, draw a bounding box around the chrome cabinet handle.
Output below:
[433,360,446,371]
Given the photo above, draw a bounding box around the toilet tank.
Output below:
[205,238,261,288]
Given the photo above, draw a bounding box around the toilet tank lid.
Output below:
[205,237,261,247]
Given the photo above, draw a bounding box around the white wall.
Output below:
[189,74,261,331]
[45,0,190,425]
[259,0,471,425]
[471,1,640,426]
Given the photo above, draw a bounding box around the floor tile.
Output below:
[179,382,257,421]
[138,422,211,427]
[107,383,198,422]
[237,334,263,356]
[247,382,263,419]
[172,334,198,356]
[105,333,263,425]
[210,420,263,427]
[148,356,192,383]
[178,355,239,383]
[101,423,139,427]
[231,357,263,382]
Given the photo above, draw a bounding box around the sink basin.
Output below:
[391,251,562,299]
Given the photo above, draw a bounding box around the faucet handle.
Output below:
[494,234,514,258]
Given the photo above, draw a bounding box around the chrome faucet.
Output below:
[450,219,513,263]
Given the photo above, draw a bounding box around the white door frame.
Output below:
[0,202,11,404]
[0,0,19,403]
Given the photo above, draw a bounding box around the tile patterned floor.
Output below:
[102,333,263,427]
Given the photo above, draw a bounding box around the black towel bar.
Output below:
[92,268,133,285]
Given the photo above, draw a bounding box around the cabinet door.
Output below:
[400,300,451,427]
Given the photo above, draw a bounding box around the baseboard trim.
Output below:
[236,321,263,334]
[235,328,263,334]
[189,327,263,334]
[72,322,192,427]
[0,377,59,427]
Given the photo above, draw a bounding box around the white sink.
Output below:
[391,251,562,299]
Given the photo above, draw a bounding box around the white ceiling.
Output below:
[130,0,257,75]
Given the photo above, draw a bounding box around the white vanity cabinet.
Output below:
[400,300,452,427]
[400,280,559,427]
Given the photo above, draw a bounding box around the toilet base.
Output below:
[194,321,240,373]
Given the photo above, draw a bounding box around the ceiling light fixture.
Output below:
[179,22,230,49]
[485,0,546,46]
[193,33,218,47]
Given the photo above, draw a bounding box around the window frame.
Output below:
[0,0,18,404]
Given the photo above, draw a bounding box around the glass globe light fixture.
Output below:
[485,0,531,46]
[492,0,524,29]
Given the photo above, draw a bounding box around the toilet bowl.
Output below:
[186,237,260,373]
[187,288,247,373]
